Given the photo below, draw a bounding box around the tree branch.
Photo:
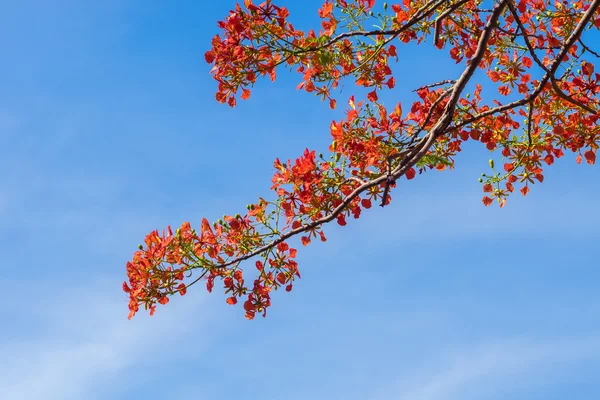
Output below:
[434,0,472,47]
[297,0,461,53]
[451,0,600,132]
[507,0,596,114]
[206,0,515,270]
[194,0,600,271]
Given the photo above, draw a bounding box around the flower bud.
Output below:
[489,159,495,169]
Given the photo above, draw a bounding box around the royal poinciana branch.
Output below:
[289,0,460,53]
[506,0,599,113]
[453,0,600,132]
[124,0,600,320]
[395,0,512,179]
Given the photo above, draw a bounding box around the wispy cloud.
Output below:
[372,336,600,400]
[0,279,216,400]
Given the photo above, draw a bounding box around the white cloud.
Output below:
[0,279,216,400]
[372,336,600,400]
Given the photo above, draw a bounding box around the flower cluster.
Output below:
[126,0,600,319]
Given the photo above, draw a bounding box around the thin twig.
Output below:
[434,0,472,47]
[579,38,600,58]
[412,79,456,92]
[508,1,596,113]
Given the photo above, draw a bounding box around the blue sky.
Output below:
[1,1,600,399]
